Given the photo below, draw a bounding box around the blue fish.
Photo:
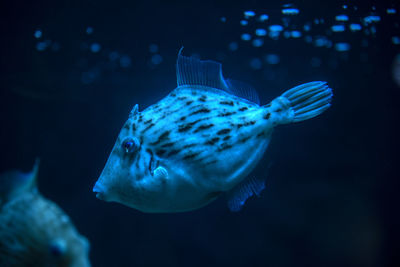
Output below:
[93,49,333,213]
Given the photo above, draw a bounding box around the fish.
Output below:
[0,159,91,267]
[93,48,333,213]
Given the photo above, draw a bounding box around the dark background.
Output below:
[0,0,399,266]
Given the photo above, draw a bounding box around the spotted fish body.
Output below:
[94,50,333,213]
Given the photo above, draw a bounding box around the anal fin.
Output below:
[226,176,265,212]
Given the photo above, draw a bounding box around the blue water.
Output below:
[0,0,399,266]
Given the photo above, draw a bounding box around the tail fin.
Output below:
[281,81,333,123]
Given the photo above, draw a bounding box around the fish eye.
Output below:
[49,240,66,257]
[121,137,138,153]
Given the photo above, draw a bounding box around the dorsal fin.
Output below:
[176,48,260,105]
[176,48,229,90]
[226,79,260,105]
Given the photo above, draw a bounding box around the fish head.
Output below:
[93,105,164,209]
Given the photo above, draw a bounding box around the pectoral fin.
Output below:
[153,166,168,180]
[226,176,265,212]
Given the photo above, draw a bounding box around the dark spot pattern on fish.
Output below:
[178,124,193,132]
[276,108,282,112]
[239,136,251,144]
[138,115,143,122]
[142,123,155,133]
[220,101,234,106]
[217,129,231,135]
[179,116,186,121]
[198,95,207,102]
[239,107,248,112]
[218,144,233,152]
[204,159,218,165]
[144,118,153,125]
[156,149,166,157]
[123,123,130,130]
[244,121,256,126]
[132,123,136,131]
[218,112,236,117]
[182,143,196,149]
[264,113,271,120]
[178,96,187,101]
[150,131,171,146]
[183,152,200,160]
[170,93,176,97]
[161,142,174,148]
[257,131,266,138]
[205,137,219,145]
[186,100,194,105]
[168,149,180,157]
[223,136,231,141]
[194,124,214,133]
[189,108,211,116]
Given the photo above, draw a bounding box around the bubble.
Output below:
[244,11,256,18]
[36,42,47,51]
[220,17,227,23]
[255,28,267,36]
[228,42,238,51]
[90,43,101,53]
[349,23,362,32]
[241,33,252,41]
[335,15,349,22]
[291,31,302,38]
[252,39,264,47]
[249,58,262,70]
[314,36,329,47]
[151,54,163,65]
[392,36,400,45]
[34,30,42,39]
[392,54,400,87]
[269,25,283,32]
[120,55,132,68]
[282,8,299,15]
[149,44,158,53]
[334,42,351,52]
[259,14,269,21]
[363,15,381,24]
[387,8,396,14]
[331,25,345,32]
[342,5,348,9]
[303,24,311,32]
[265,54,280,64]
[86,27,93,35]
[240,20,248,26]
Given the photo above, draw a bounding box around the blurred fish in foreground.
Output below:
[0,159,90,267]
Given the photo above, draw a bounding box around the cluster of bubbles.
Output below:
[33,26,164,85]
[219,4,400,80]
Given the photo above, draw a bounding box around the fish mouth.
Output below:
[93,181,106,200]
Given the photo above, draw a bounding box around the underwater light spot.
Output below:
[335,15,349,22]
[228,42,238,51]
[220,17,227,23]
[314,36,329,47]
[149,44,158,53]
[387,8,396,14]
[265,54,280,65]
[241,33,251,41]
[331,25,345,32]
[282,8,299,15]
[36,42,47,51]
[342,5,348,9]
[86,27,93,35]
[334,42,351,52]
[291,31,302,38]
[252,39,264,47]
[255,29,267,36]
[151,54,163,65]
[240,20,248,26]
[259,14,269,21]
[363,15,381,24]
[90,43,101,53]
[303,24,311,32]
[249,58,262,70]
[269,25,283,32]
[349,23,362,32]
[392,36,400,45]
[244,11,255,18]
[34,30,42,39]
[120,55,132,67]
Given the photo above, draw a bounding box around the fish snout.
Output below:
[93,181,108,201]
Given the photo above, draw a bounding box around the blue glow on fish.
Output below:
[93,49,333,213]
